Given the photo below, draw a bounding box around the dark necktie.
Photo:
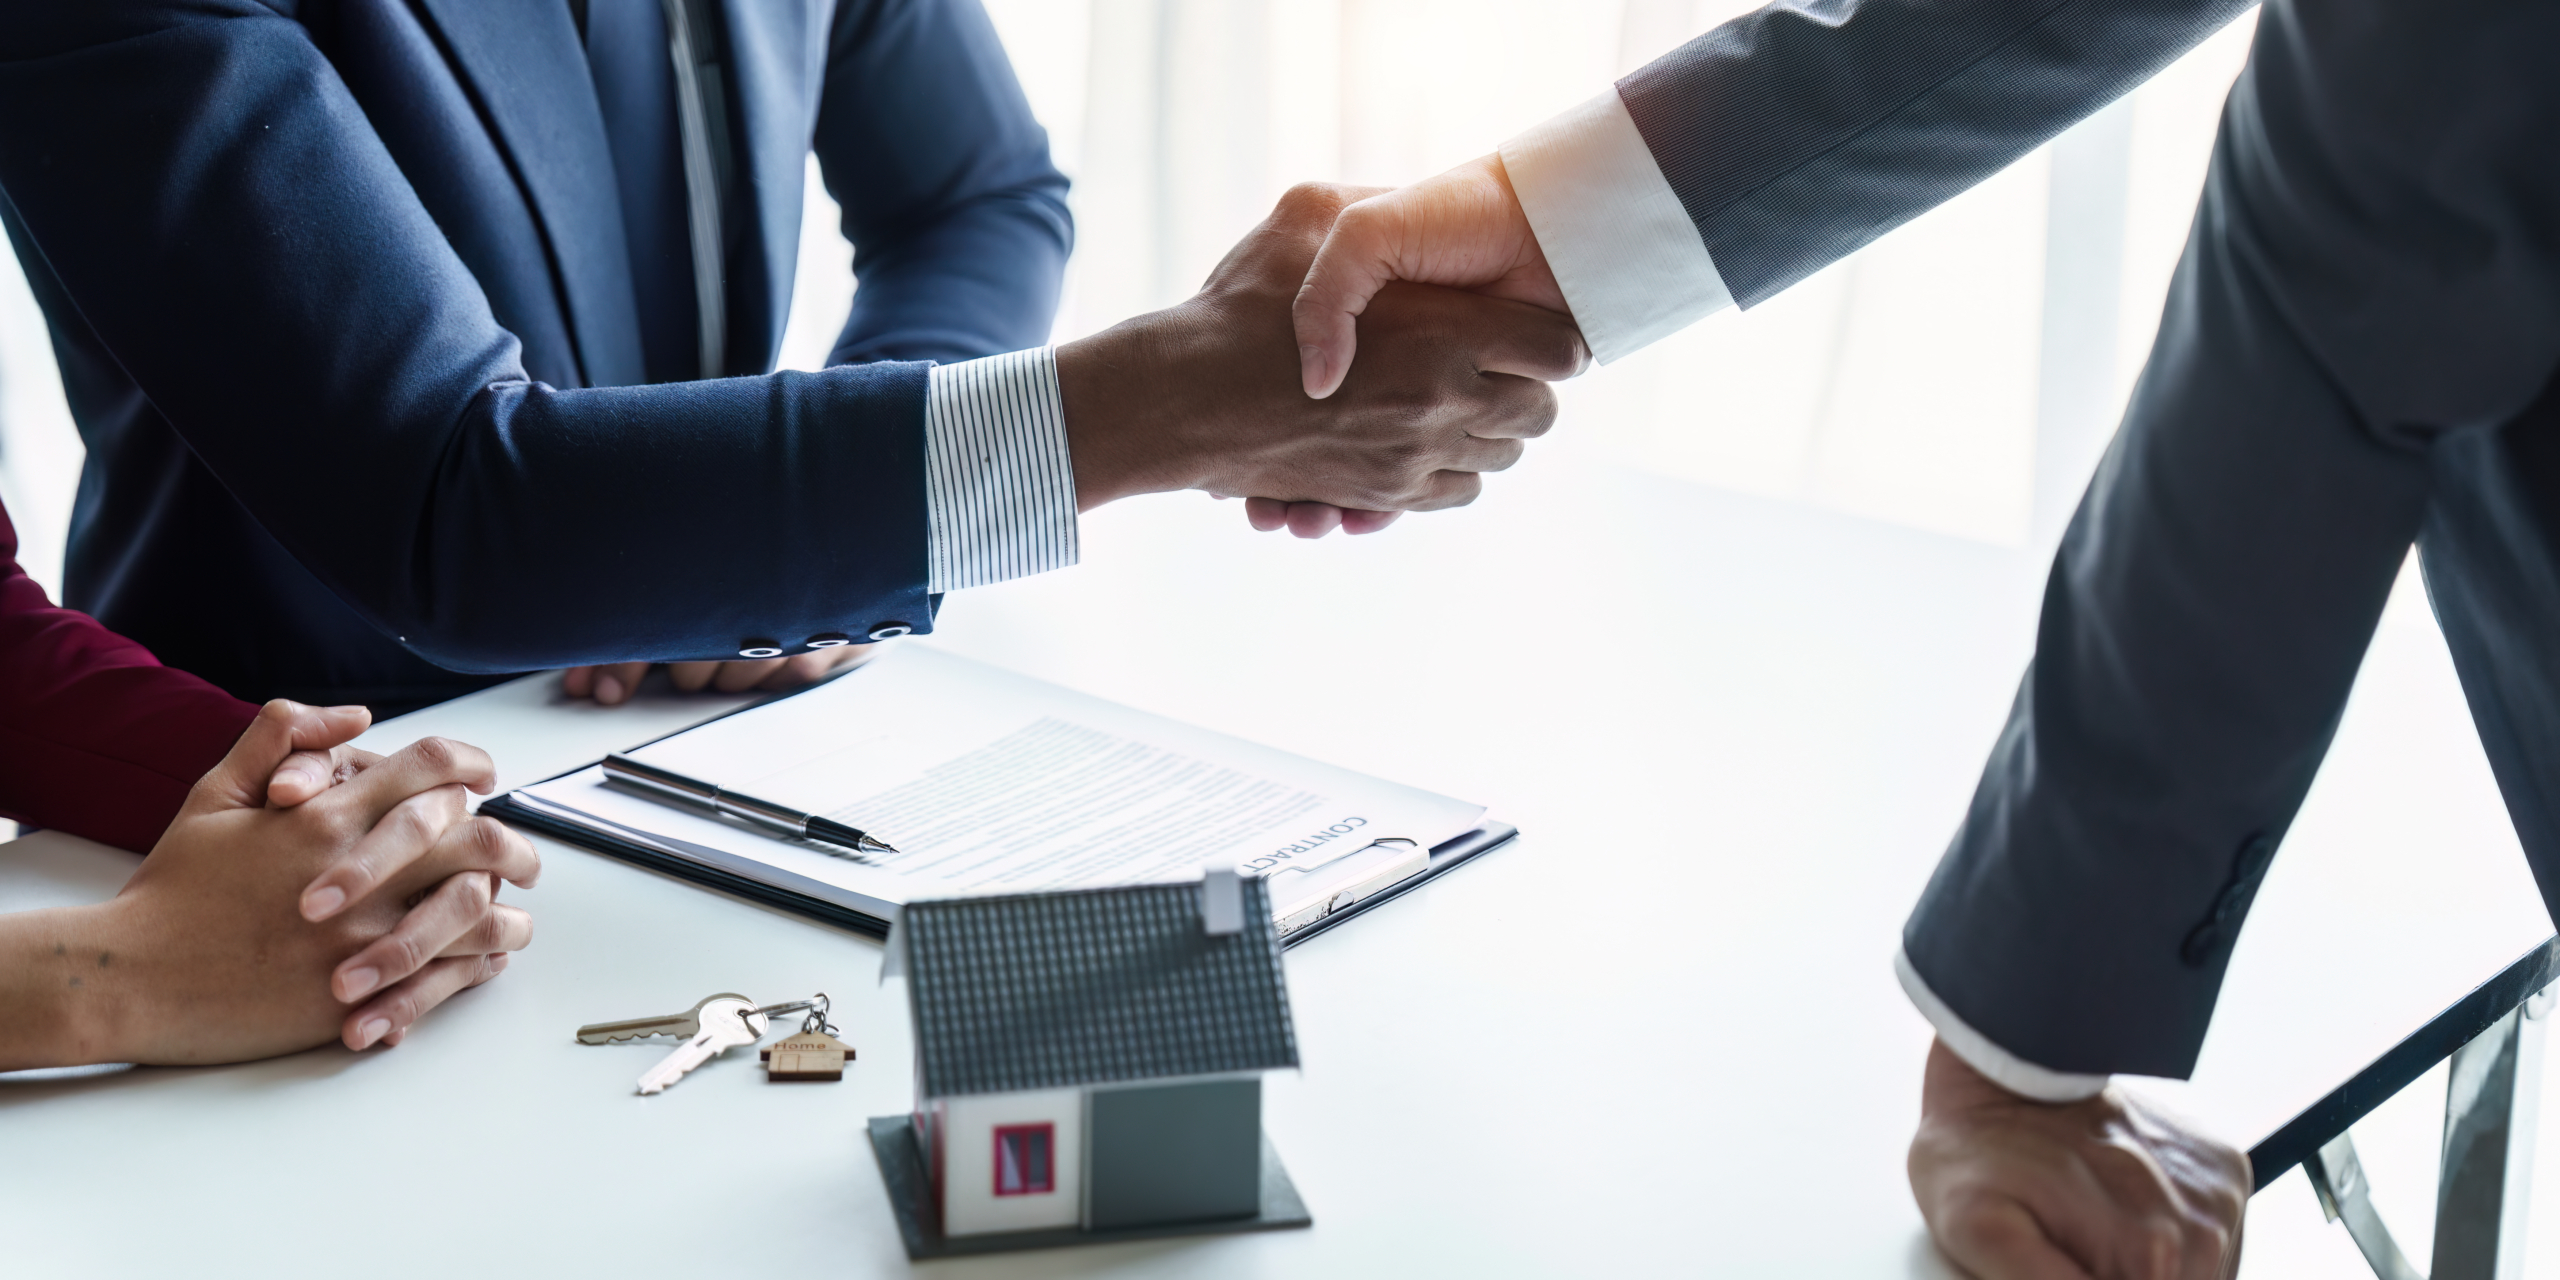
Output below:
[580,0,712,384]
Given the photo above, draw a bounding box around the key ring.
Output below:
[745,993,838,1038]
[801,992,838,1038]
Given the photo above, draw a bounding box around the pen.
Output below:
[602,754,899,858]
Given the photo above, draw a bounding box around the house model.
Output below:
[869,869,1309,1254]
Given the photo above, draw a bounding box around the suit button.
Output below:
[804,632,854,649]
[737,639,785,658]
[866,621,914,641]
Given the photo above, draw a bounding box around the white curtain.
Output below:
[793,0,2258,546]
[0,1,2258,599]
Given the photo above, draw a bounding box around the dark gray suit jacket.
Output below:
[1617,0,2560,1077]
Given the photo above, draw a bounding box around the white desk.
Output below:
[0,449,2545,1278]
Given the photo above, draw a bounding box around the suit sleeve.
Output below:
[815,0,1073,366]
[1512,0,2253,348]
[0,502,255,854]
[0,5,935,673]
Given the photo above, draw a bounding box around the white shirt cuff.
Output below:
[923,348,1080,592]
[1499,88,1734,365]
[1896,948,2109,1103]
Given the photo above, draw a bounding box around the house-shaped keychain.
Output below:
[867,868,1312,1257]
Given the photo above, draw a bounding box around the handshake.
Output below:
[572,170,1574,704]
[1058,180,1582,539]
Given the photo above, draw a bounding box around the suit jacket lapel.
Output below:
[413,0,648,388]
[721,0,828,369]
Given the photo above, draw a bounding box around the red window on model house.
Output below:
[993,1123,1055,1196]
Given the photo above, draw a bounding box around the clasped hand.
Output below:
[4,701,536,1070]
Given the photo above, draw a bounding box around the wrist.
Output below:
[0,902,134,1070]
[1922,1035,2085,1117]
[1055,309,1217,510]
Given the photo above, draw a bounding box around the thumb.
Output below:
[1292,202,1401,401]
[191,700,374,813]
[1292,153,1550,399]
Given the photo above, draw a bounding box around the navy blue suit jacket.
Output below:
[0,0,1070,709]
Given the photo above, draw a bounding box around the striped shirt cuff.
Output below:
[1895,948,2109,1103]
[1500,88,1733,364]
[924,348,1080,592]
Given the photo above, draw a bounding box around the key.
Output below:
[636,997,768,1095]
[576,992,755,1045]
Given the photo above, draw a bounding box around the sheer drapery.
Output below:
[0,1,2258,601]
[794,0,2255,546]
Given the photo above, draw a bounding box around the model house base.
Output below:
[866,1116,1311,1259]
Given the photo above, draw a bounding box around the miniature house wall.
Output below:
[889,872,1296,1239]
[935,1087,1085,1235]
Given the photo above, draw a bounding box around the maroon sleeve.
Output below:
[0,498,257,853]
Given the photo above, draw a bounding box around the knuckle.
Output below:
[1515,388,1560,436]
[1941,1214,2010,1258]
[2197,1221,2236,1265]
[319,804,371,849]
[1928,1188,2024,1256]
[1379,435,1432,472]
[385,928,431,977]
[391,794,445,844]
[1330,197,1382,236]
[1279,181,1342,216]
[1544,329,1587,374]
[409,735,461,774]
[464,815,509,861]
[382,988,425,1027]
[1346,480,1404,512]
[2129,1217,2181,1274]
[457,909,500,952]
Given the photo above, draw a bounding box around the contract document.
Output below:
[491,646,1505,939]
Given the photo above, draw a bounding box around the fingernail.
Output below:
[596,674,625,704]
[301,885,346,921]
[339,967,380,1000]
[357,1018,391,1048]
[278,767,315,792]
[1298,345,1327,396]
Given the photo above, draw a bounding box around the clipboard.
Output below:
[479,646,1516,948]
[482,786,1513,948]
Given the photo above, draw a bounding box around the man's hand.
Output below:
[1238,156,1564,536]
[1057,183,1586,520]
[1910,1038,2248,1280]
[561,644,875,706]
[1292,153,1563,401]
[0,701,539,1070]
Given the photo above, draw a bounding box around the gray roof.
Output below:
[901,878,1298,1098]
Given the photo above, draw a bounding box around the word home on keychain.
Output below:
[763,1028,854,1081]
[760,992,852,1082]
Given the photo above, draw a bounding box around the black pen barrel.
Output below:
[809,815,896,855]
